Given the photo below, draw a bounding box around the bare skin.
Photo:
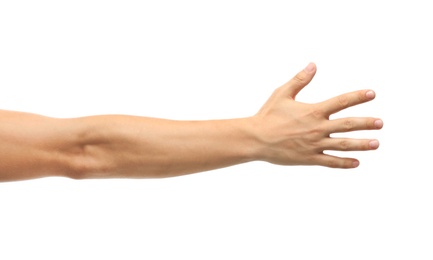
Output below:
[0,63,383,182]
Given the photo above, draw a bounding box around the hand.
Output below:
[252,63,383,168]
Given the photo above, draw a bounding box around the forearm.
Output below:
[0,110,261,181]
[70,115,260,179]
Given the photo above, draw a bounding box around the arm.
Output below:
[0,63,383,182]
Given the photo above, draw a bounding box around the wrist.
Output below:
[236,117,267,163]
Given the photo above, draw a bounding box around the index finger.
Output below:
[318,89,376,116]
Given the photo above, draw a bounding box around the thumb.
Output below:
[284,62,317,99]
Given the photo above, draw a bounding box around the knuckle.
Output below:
[338,94,350,108]
[308,126,325,141]
[326,159,339,168]
[343,119,353,130]
[292,73,305,85]
[310,107,325,119]
[339,140,350,150]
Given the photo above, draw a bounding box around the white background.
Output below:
[0,1,432,259]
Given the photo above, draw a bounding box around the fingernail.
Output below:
[352,161,359,168]
[304,62,315,73]
[369,140,379,149]
[374,119,383,129]
[366,90,375,99]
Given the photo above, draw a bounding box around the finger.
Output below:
[283,62,317,99]
[326,117,383,133]
[314,153,360,169]
[320,138,380,151]
[317,89,376,116]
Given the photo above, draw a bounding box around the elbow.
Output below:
[63,143,112,180]
[63,136,113,180]
[66,155,95,180]
[60,118,114,180]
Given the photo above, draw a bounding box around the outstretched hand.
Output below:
[252,63,383,168]
[0,62,383,182]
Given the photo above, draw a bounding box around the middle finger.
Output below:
[325,117,383,134]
